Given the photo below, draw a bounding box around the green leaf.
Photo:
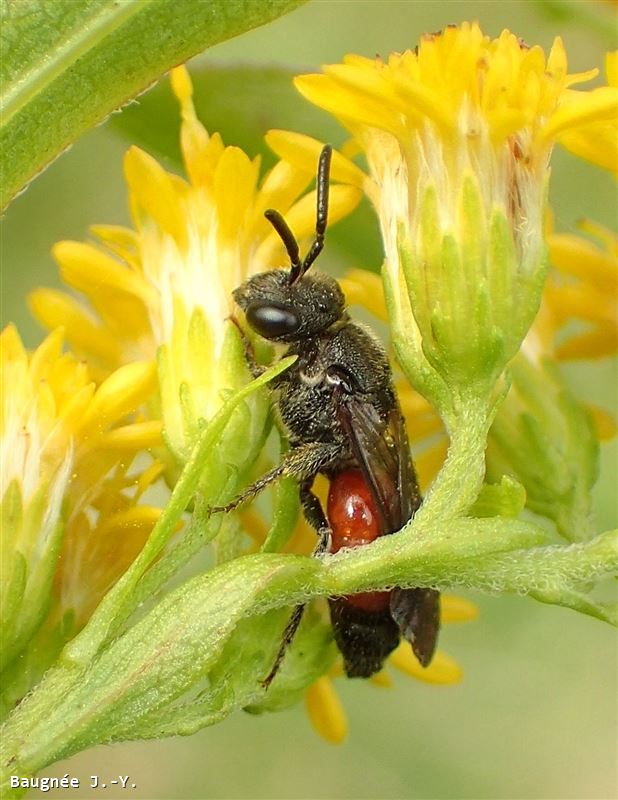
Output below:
[261,475,300,553]
[0,553,320,777]
[0,0,306,210]
[245,606,336,714]
[468,476,527,519]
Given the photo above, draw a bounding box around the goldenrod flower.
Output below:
[2,27,616,785]
[277,26,617,405]
[294,26,612,238]
[30,67,361,464]
[0,325,159,672]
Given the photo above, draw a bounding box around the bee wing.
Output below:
[337,397,420,534]
[390,586,440,666]
[337,394,439,667]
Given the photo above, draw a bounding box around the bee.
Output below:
[214,145,439,682]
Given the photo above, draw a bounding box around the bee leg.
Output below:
[211,444,341,686]
[228,315,265,378]
[261,603,305,689]
[261,477,333,688]
[299,478,331,556]
[210,462,286,514]
[210,442,342,514]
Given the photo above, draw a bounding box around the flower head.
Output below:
[289,26,617,406]
[0,325,159,671]
[30,67,362,463]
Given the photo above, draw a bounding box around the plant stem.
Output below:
[414,392,492,525]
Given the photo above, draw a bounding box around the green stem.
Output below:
[414,393,492,525]
[311,517,549,597]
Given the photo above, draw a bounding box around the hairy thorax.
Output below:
[275,321,393,448]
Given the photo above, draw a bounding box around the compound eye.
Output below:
[246,302,300,339]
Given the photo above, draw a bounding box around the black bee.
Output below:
[214,145,439,682]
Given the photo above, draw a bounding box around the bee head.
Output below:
[233,145,345,342]
[233,269,345,343]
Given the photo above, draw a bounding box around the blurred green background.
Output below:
[2,1,616,798]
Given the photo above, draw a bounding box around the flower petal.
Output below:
[304,676,348,743]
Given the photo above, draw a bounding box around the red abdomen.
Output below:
[327,469,391,612]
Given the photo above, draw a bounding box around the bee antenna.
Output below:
[264,209,302,282]
[264,144,332,285]
[300,144,332,277]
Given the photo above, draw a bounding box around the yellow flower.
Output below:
[558,51,618,176]
[305,595,478,743]
[273,27,617,402]
[30,66,361,462]
[0,325,160,668]
[294,27,614,216]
